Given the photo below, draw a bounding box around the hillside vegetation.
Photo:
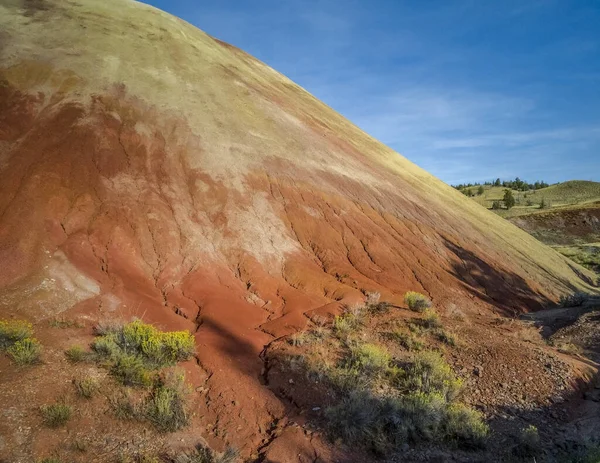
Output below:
[459,180,600,218]
[457,180,600,277]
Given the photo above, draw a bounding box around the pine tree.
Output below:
[503,189,516,209]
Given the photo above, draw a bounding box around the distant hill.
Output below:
[457,180,600,277]
[461,180,600,218]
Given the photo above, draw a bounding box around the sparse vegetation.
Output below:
[567,443,600,463]
[422,308,442,329]
[400,351,463,400]
[347,343,391,377]
[65,345,88,363]
[110,353,154,387]
[41,402,72,428]
[404,292,432,313]
[91,320,195,386]
[434,328,458,346]
[0,319,33,348]
[74,376,99,399]
[0,319,41,365]
[280,295,487,455]
[390,331,424,351]
[333,308,364,342]
[72,438,88,452]
[364,291,391,314]
[7,337,41,365]
[49,318,83,329]
[144,372,189,432]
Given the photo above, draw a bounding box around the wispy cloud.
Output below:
[143,0,600,184]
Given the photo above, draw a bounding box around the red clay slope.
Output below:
[0,0,597,459]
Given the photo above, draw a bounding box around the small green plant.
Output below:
[348,343,391,376]
[65,345,88,363]
[7,338,41,365]
[444,402,489,447]
[404,292,432,313]
[422,308,442,329]
[144,373,189,432]
[91,320,195,386]
[492,200,502,210]
[74,376,99,399]
[400,351,463,400]
[0,319,33,348]
[110,354,153,387]
[434,328,457,346]
[41,402,72,428]
[391,331,424,351]
[333,310,363,342]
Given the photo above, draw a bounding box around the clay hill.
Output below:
[1,1,599,462]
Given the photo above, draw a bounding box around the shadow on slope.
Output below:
[443,238,556,316]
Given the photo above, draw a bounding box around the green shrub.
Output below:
[434,329,457,346]
[7,338,41,365]
[65,345,88,363]
[444,403,489,447]
[0,319,33,349]
[91,333,121,358]
[41,402,72,427]
[74,376,99,399]
[93,320,195,367]
[404,292,431,313]
[91,320,195,386]
[333,311,362,341]
[422,309,442,329]
[503,189,516,209]
[348,343,391,375]
[144,374,189,432]
[124,320,195,365]
[325,390,488,454]
[111,354,153,387]
[400,351,463,400]
[391,331,424,351]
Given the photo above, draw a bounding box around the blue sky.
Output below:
[140,0,599,185]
